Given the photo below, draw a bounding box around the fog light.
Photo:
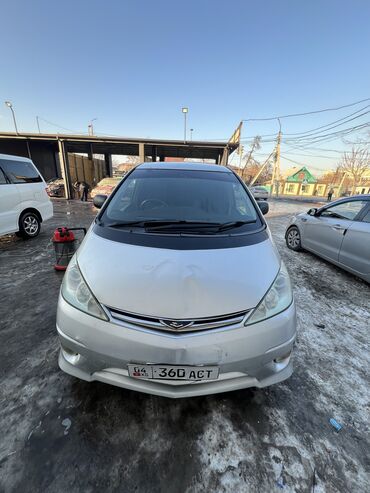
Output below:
[274,351,292,364]
[61,346,81,365]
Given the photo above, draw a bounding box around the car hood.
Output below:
[77,230,280,319]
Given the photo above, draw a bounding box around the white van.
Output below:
[0,153,53,238]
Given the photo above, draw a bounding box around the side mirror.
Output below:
[307,207,318,216]
[93,194,108,209]
[258,201,269,215]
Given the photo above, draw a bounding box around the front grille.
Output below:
[106,306,249,333]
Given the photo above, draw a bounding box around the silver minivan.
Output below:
[57,162,296,398]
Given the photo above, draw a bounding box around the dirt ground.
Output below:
[0,199,369,493]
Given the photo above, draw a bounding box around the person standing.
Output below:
[327,187,334,202]
[79,181,89,201]
[73,181,81,199]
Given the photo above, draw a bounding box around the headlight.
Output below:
[245,262,293,325]
[61,256,108,321]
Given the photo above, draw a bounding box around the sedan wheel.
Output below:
[286,226,302,251]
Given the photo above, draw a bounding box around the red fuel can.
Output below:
[52,227,85,271]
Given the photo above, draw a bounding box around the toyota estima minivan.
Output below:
[0,153,53,238]
[57,162,296,398]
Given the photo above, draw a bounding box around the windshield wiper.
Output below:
[215,220,256,231]
[145,220,222,231]
[101,219,256,233]
[102,220,168,228]
[146,220,256,233]
[100,219,218,229]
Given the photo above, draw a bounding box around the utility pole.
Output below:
[238,145,244,178]
[270,121,282,197]
[338,171,347,197]
[36,116,41,133]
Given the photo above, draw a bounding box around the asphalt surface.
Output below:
[0,199,369,493]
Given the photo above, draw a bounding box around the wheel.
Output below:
[286,226,302,251]
[18,212,41,238]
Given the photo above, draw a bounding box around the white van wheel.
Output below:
[18,212,41,238]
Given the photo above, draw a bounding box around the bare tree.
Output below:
[339,146,370,194]
[244,160,273,185]
[241,136,261,180]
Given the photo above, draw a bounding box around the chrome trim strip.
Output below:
[106,306,250,333]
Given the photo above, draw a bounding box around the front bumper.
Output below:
[56,295,297,398]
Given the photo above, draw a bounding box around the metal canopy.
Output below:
[0,131,238,198]
[0,132,236,161]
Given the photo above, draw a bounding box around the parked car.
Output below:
[57,162,296,398]
[286,195,370,282]
[46,178,65,197]
[250,185,268,200]
[0,153,53,238]
[91,177,122,199]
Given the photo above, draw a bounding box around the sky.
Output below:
[1,0,369,173]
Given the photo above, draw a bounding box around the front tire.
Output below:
[286,226,302,251]
[18,212,41,238]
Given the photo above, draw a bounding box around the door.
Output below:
[302,200,368,262]
[0,157,44,208]
[0,166,20,235]
[338,204,370,276]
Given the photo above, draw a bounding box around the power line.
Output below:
[242,97,370,122]
[280,154,335,173]
[37,117,87,135]
[239,104,370,140]
[283,150,339,160]
[200,102,370,142]
[283,122,370,144]
[285,123,370,148]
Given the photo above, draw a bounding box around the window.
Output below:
[361,210,370,223]
[0,159,42,184]
[0,167,7,184]
[301,185,309,193]
[102,169,260,232]
[287,184,295,193]
[320,200,367,220]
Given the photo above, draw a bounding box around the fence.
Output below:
[68,153,106,189]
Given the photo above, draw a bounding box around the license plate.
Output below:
[128,364,219,381]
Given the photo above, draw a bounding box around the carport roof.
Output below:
[0,132,236,161]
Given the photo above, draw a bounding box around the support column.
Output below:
[88,143,98,186]
[104,154,113,177]
[87,143,93,161]
[139,143,145,163]
[220,147,229,166]
[58,139,73,199]
[26,141,32,159]
[151,145,157,162]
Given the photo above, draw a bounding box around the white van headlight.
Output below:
[245,262,293,325]
[61,256,108,321]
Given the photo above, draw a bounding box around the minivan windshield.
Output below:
[100,168,261,233]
